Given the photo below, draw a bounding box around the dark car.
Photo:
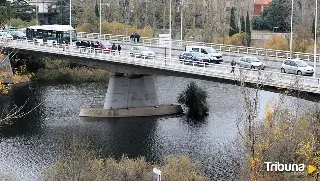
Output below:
[179,52,210,64]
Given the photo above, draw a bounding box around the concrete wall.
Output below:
[103,75,159,109]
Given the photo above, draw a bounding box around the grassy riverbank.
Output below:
[29,58,112,83]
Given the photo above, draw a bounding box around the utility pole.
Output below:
[314,0,318,77]
[289,0,293,58]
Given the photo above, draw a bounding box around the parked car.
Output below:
[238,56,266,70]
[0,32,13,40]
[99,41,112,52]
[281,59,314,76]
[179,52,210,64]
[10,31,26,40]
[185,46,223,63]
[129,46,155,58]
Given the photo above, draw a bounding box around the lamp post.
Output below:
[169,0,172,61]
[180,0,183,43]
[289,0,293,58]
[36,0,38,25]
[100,0,102,35]
[69,0,72,45]
[314,0,318,77]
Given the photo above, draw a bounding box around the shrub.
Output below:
[225,33,247,46]
[264,36,289,51]
[160,156,206,181]
[35,67,111,83]
[44,152,207,180]
[178,82,209,120]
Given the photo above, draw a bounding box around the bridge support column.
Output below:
[79,73,183,118]
[103,74,159,109]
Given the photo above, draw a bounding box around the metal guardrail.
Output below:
[76,32,320,63]
[3,39,320,94]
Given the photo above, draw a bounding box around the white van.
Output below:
[185,46,223,63]
[0,32,13,40]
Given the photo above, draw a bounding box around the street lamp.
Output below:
[180,0,183,43]
[314,0,318,77]
[289,0,293,58]
[169,0,172,61]
[69,0,72,45]
[36,0,38,25]
[100,0,102,35]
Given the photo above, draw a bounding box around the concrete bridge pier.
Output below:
[104,73,159,109]
[79,73,183,118]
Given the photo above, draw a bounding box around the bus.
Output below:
[26,25,77,45]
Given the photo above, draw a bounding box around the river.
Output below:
[0,76,318,180]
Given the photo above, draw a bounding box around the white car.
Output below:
[185,46,223,63]
[0,32,13,40]
[281,59,314,76]
[238,56,266,70]
[129,46,155,58]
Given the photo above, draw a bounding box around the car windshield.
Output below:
[205,47,217,53]
[139,47,150,51]
[296,61,309,67]
[248,57,260,62]
[101,41,111,46]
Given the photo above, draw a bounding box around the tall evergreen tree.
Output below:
[241,15,245,33]
[95,1,99,18]
[229,7,237,37]
[246,11,251,46]
[312,18,315,40]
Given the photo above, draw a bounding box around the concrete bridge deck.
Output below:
[2,39,320,95]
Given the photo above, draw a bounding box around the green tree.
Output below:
[246,11,251,46]
[10,0,35,21]
[52,0,69,25]
[0,6,9,26]
[95,1,99,18]
[264,0,291,32]
[241,15,245,33]
[229,7,237,37]
[178,82,209,120]
[312,18,315,40]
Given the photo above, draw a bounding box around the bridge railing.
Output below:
[76,32,320,63]
[4,39,320,93]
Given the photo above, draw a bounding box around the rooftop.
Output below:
[254,0,272,5]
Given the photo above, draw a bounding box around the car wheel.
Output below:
[281,68,286,73]
[297,70,303,75]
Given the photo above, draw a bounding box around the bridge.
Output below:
[2,37,320,117]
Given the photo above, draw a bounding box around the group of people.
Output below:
[111,43,121,55]
[75,40,100,48]
[130,33,140,43]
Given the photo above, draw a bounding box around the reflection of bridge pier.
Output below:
[80,73,183,117]
[0,54,13,84]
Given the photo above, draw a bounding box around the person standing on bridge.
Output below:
[130,33,134,43]
[231,59,236,73]
[118,44,121,55]
[112,43,117,55]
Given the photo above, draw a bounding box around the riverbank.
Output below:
[27,57,112,83]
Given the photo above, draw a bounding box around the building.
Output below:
[26,0,56,25]
[254,0,272,16]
